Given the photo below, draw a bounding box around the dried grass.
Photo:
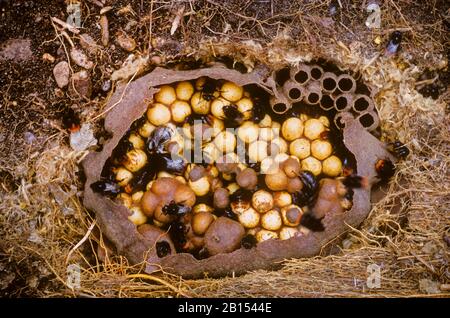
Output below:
[0,0,448,297]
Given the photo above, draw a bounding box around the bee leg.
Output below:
[299,212,325,232]
[341,174,368,189]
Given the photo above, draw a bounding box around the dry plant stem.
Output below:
[51,17,80,34]
[66,219,97,264]
[61,31,75,48]
[50,19,75,90]
[127,274,190,297]
[100,15,109,46]
[411,252,437,275]
[414,76,439,87]
[89,70,139,122]
[87,0,104,7]
[148,0,154,51]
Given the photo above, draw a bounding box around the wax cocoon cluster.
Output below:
[97,74,350,260]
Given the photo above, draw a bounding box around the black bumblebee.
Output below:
[342,155,357,176]
[150,153,186,175]
[342,174,368,189]
[113,139,134,164]
[230,188,253,205]
[130,116,147,131]
[374,140,409,182]
[375,158,396,182]
[200,78,220,101]
[184,113,210,126]
[299,174,366,232]
[61,108,81,133]
[241,234,258,249]
[128,165,155,192]
[292,171,319,207]
[216,207,239,221]
[146,126,173,153]
[245,85,269,123]
[386,31,402,56]
[162,201,191,217]
[90,179,122,197]
[388,141,410,159]
[299,211,325,232]
[168,221,188,251]
[251,98,268,123]
[223,104,244,127]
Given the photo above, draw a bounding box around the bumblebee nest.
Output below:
[82,55,404,278]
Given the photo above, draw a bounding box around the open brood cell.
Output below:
[83,62,393,277]
[270,63,379,132]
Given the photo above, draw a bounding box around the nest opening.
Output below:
[320,95,334,110]
[338,78,354,92]
[273,102,288,113]
[358,113,375,128]
[335,96,348,110]
[275,68,291,86]
[294,70,309,84]
[310,67,323,80]
[354,97,370,112]
[323,78,337,91]
[288,88,302,100]
[307,92,320,104]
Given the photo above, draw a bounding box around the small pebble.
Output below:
[53,61,70,88]
[42,53,55,63]
[115,31,136,52]
[70,47,94,69]
[151,55,162,65]
[79,33,99,54]
[0,38,33,62]
[102,80,111,92]
[24,131,37,144]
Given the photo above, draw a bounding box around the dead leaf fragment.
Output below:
[110,54,149,81]
[70,123,97,151]
[80,33,100,54]
[419,279,441,294]
[170,6,185,36]
[100,15,109,46]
